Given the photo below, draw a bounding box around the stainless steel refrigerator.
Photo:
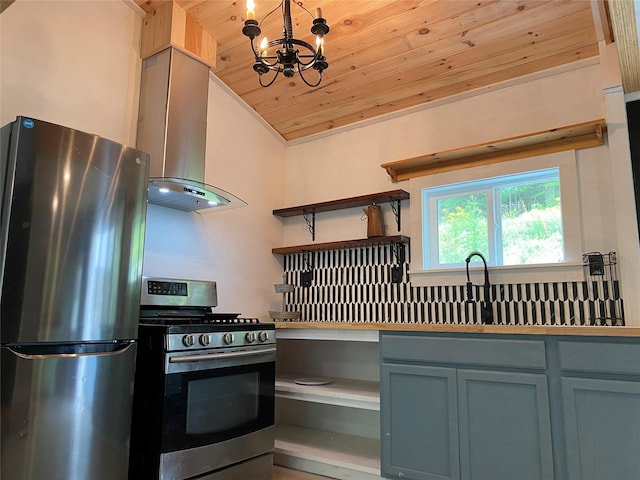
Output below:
[0,117,149,479]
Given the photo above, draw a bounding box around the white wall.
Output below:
[282,62,606,248]
[1,0,285,320]
[0,0,141,144]
[282,61,640,324]
[284,61,604,206]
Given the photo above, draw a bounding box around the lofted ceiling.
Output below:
[132,1,634,142]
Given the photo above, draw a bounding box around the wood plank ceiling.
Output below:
[134,0,611,142]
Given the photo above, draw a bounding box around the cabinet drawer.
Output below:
[558,340,640,375]
[381,334,546,369]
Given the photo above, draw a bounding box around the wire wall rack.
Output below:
[582,251,624,325]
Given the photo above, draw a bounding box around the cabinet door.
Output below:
[381,364,459,480]
[457,370,554,480]
[562,377,640,480]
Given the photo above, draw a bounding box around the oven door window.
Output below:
[162,361,274,452]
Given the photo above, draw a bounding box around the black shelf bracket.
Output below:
[389,195,402,231]
[303,210,316,241]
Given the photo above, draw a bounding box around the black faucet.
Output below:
[465,251,493,324]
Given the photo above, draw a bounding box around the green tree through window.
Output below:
[500,181,563,264]
[437,193,488,263]
[423,169,563,268]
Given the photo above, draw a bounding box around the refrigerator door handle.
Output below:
[4,341,135,360]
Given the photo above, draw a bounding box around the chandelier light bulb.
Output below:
[260,36,269,57]
[246,0,255,20]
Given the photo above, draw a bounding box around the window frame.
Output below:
[423,168,564,269]
[408,151,584,287]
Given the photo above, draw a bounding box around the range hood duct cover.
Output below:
[137,47,246,212]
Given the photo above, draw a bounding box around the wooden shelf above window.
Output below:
[381,119,606,182]
[272,235,409,255]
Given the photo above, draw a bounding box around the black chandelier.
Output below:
[242,0,329,87]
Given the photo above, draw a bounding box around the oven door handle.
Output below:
[169,347,276,363]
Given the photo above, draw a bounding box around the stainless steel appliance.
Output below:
[138,47,246,212]
[0,116,149,479]
[129,277,276,480]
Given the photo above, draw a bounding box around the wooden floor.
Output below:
[273,466,334,479]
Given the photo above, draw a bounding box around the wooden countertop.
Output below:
[274,321,640,337]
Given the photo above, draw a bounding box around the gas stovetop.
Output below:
[139,309,275,352]
[140,310,260,324]
[138,277,275,351]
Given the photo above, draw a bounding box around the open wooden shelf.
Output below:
[274,424,380,478]
[273,190,410,246]
[275,328,380,341]
[275,334,381,479]
[381,119,606,182]
[273,190,409,217]
[276,374,380,411]
[272,235,409,255]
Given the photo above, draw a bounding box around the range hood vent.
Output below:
[137,47,246,212]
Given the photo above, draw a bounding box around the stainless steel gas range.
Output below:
[129,277,275,480]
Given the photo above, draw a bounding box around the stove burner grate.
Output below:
[151,317,261,325]
[139,308,261,326]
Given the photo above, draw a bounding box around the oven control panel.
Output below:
[148,280,188,296]
[167,329,275,352]
[140,276,218,307]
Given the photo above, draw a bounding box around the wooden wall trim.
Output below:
[381,119,607,182]
[607,0,640,93]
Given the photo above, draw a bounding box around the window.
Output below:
[409,151,586,286]
[422,168,564,268]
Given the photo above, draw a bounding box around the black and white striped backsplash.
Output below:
[281,245,625,326]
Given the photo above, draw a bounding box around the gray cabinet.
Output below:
[561,377,640,480]
[381,332,640,480]
[457,370,554,480]
[381,364,459,480]
[380,333,553,480]
[559,340,640,480]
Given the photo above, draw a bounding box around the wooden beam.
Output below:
[381,119,607,182]
[590,0,614,43]
[140,0,216,67]
[607,0,640,93]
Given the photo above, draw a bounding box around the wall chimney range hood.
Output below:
[137,47,246,212]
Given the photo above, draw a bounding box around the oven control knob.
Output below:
[199,334,211,346]
[245,332,257,343]
[182,334,195,347]
[258,331,269,343]
[223,332,234,345]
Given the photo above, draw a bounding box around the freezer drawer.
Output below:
[1,342,137,480]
